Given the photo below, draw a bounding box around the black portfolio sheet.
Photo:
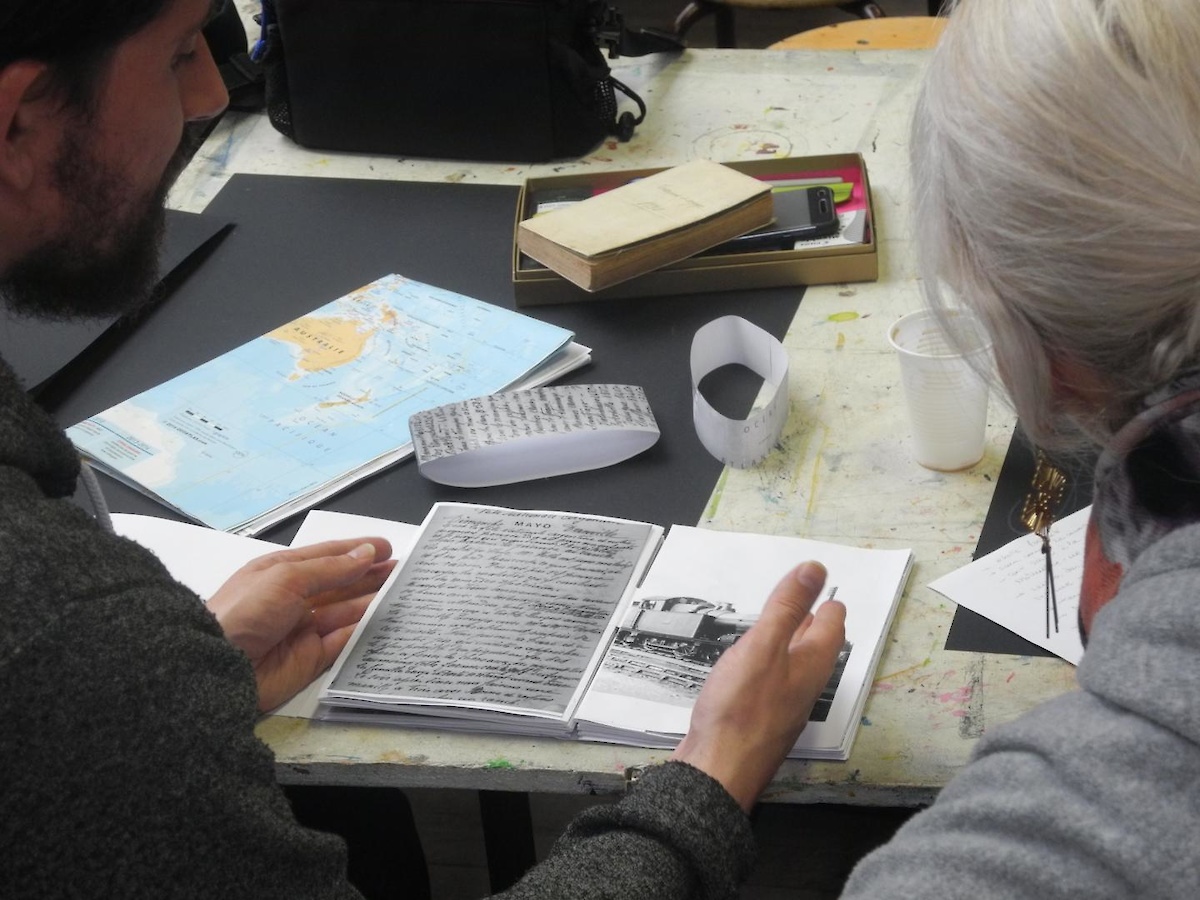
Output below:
[6,210,230,394]
[52,174,804,543]
[944,425,1096,656]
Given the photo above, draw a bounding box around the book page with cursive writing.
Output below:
[324,503,662,730]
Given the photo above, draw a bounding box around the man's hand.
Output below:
[671,561,846,812]
[207,538,395,712]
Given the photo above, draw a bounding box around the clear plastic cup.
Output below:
[888,309,991,471]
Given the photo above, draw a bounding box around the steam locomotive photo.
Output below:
[614,596,759,665]
[610,594,853,720]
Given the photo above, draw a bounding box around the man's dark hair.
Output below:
[0,0,175,112]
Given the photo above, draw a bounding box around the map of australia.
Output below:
[268,316,373,377]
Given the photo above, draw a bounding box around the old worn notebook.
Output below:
[516,160,773,291]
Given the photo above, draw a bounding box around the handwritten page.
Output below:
[409,384,660,487]
[325,504,660,719]
[929,506,1089,664]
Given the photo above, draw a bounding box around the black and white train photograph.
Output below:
[591,595,853,722]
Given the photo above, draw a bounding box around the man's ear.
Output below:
[0,60,56,194]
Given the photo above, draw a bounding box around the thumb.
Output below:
[755,561,828,640]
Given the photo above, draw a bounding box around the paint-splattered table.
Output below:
[175,46,1078,806]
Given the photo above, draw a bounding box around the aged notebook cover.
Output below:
[516,160,773,292]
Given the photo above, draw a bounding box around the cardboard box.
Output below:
[512,153,877,307]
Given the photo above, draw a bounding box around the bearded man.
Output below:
[0,3,846,897]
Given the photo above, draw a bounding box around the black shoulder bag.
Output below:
[252,0,683,162]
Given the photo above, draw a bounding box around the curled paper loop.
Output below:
[410,384,660,487]
[690,316,790,468]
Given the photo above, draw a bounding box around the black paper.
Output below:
[52,175,805,544]
[944,425,1096,655]
[2,209,230,394]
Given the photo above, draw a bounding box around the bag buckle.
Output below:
[590,4,626,59]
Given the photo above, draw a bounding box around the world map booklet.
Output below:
[319,502,914,761]
[66,274,587,535]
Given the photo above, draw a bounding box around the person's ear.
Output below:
[1047,349,1110,413]
[0,60,56,195]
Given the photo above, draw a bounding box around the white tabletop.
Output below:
[177,45,1076,805]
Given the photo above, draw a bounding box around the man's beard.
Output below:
[0,121,198,321]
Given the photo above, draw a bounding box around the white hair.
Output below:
[912,0,1200,451]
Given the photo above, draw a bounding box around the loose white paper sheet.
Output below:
[112,509,421,718]
[112,513,277,600]
[690,315,790,468]
[409,384,659,487]
[929,507,1089,665]
[290,510,421,559]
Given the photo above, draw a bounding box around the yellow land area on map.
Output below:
[267,316,372,378]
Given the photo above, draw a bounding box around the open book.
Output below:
[322,502,913,760]
[67,274,588,536]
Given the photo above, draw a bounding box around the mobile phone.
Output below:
[705,185,839,255]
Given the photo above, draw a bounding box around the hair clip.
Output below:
[1020,452,1068,639]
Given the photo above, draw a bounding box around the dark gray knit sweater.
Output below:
[0,360,754,899]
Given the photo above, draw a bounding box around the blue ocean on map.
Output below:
[67,275,573,533]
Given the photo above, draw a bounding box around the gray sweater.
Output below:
[0,359,753,899]
[840,523,1200,898]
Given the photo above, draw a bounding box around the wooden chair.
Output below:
[673,1,887,50]
[768,15,946,50]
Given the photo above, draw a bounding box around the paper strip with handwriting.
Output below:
[409,384,659,487]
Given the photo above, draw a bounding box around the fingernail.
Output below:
[349,543,376,561]
[794,561,826,591]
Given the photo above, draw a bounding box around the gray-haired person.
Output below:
[842,1,1200,896]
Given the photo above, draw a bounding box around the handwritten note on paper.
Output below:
[409,384,660,487]
[929,507,1090,664]
[327,504,655,715]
